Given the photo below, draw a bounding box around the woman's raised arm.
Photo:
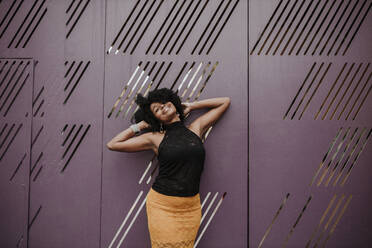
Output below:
[106,121,154,152]
[186,97,230,137]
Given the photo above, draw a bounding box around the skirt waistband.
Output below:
[146,187,201,210]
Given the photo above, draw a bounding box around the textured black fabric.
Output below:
[151,120,206,197]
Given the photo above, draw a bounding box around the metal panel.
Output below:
[0,58,33,248]
[103,0,247,247]
[0,0,247,247]
[249,0,372,247]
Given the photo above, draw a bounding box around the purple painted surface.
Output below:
[250,0,372,247]
[0,59,32,248]
[102,1,247,247]
[1,0,247,247]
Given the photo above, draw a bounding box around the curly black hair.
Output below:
[131,88,185,132]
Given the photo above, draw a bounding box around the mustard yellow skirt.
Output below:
[146,187,202,248]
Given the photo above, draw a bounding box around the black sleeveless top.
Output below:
[151,120,206,197]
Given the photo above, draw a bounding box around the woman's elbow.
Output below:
[224,97,231,106]
[106,142,116,151]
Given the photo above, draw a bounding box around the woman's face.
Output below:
[150,101,177,123]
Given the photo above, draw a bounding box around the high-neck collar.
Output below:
[163,120,183,130]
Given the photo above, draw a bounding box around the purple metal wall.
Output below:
[0,0,247,247]
[250,0,372,247]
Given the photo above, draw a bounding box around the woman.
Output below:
[106,88,230,247]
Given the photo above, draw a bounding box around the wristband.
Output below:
[130,124,140,134]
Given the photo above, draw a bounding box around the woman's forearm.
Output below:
[189,97,230,110]
[106,121,148,148]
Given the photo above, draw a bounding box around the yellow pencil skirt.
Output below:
[146,187,202,248]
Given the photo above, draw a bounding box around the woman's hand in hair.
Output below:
[182,102,192,115]
[138,120,150,130]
